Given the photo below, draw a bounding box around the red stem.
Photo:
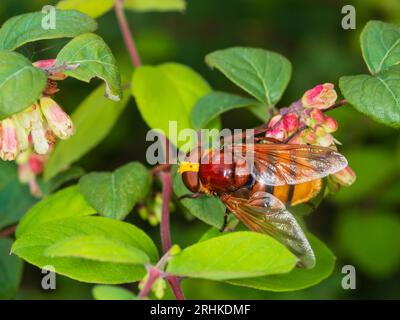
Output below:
[114,0,142,68]
[0,225,16,238]
[138,267,160,299]
[114,0,184,299]
[167,276,185,300]
[159,171,172,253]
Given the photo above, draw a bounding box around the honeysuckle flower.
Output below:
[31,123,51,155]
[40,97,74,139]
[307,108,325,126]
[0,96,74,161]
[13,115,29,152]
[300,128,318,144]
[302,83,337,109]
[0,118,19,161]
[331,165,356,187]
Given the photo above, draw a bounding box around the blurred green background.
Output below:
[1,0,399,299]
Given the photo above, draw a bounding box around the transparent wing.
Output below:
[222,189,315,268]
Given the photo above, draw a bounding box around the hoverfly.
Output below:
[178,139,347,268]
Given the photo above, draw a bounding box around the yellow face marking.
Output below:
[178,161,200,174]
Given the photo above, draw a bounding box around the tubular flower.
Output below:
[40,97,74,139]
[0,59,74,161]
[0,100,74,160]
[331,165,356,187]
[0,119,19,161]
[302,83,337,110]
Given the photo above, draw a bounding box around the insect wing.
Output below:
[228,143,347,186]
[222,190,315,268]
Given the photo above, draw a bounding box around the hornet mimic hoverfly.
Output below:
[178,139,347,268]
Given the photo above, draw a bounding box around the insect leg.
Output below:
[220,209,231,232]
[178,193,201,201]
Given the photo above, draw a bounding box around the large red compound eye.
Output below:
[182,171,200,192]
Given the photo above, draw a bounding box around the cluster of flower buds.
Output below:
[265,83,356,188]
[0,59,74,162]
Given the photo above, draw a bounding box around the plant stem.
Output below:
[324,99,348,112]
[138,267,160,299]
[0,225,16,238]
[167,276,185,300]
[114,1,184,299]
[114,0,142,68]
[159,171,172,254]
[158,171,185,300]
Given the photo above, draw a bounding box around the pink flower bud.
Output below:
[314,125,327,137]
[40,97,74,139]
[331,166,356,187]
[0,119,19,161]
[283,113,299,132]
[302,83,337,109]
[322,116,338,133]
[266,127,286,141]
[268,114,282,128]
[33,59,56,70]
[310,108,325,124]
[29,154,46,175]
[301,129,317,144]
[317,132,334,147]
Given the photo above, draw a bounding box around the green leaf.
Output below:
[198,227,221,243]
[12,216,159,284]
[228,234,336,291]
[57,0,114,18]
[56,33,122,101]
[132,63,211,149]
[39,166,86,195]
[167,231,297,280]
[92,285,136,300]
[0,238,23,299]
[44,84,129,181]
[0,10,97,51]
[45,235,150,264]
[124,0,186,12]
[79,162,152,220]
[16,185,96,238]
[205,47,291,106]
[172,165,225,228]
[339,67,400,128]
[0,161,37,229]
[361,21,400,75]
[336,211,400,279]
[191,91,258,130]
[0,51,47,119]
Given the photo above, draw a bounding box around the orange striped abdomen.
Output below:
[251,179,322,207]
